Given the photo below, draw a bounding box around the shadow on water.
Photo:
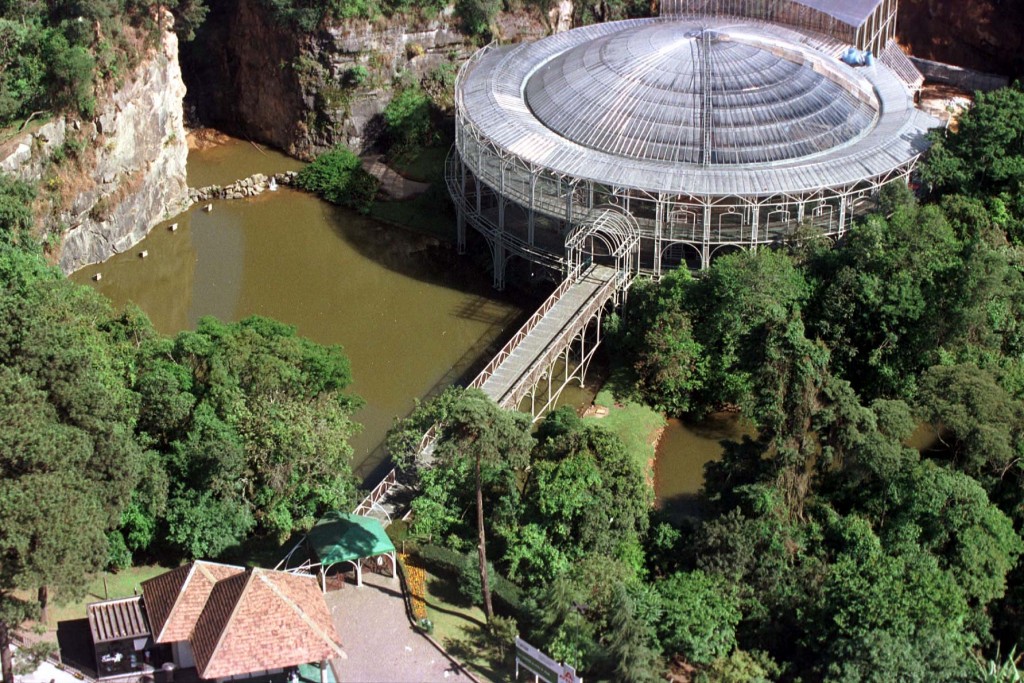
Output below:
[654,413,756,522]
[355,302,533,484]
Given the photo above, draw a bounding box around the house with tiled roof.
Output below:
[86,562,344,682]
[142,561,246,668]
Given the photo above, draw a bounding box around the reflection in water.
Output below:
[74,147,524,481]
[655,413,755,519]
[655,415,947,519]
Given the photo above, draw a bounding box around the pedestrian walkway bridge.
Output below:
[470,263,622,415]
[353,262,631,526]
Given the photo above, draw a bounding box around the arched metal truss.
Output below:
[565,208,641,294]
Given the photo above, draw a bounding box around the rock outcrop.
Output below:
[188,171,297,203]
[181,0,550,159]
[60,27,190,273]
[898,0,1024,78]
[0,20,189,274]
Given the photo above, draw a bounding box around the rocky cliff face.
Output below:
[899,0,1024,78]
[181,0,551,159]
[0,22,189,273]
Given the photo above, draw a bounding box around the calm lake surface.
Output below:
[73,141,526,480]
[73,137,734,500]
[655,413,755,518]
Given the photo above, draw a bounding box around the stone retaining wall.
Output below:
[187,171,299,204]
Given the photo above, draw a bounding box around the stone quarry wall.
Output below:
[898,0,1024,78]
[181,0,555,159]
[0,21,189,273]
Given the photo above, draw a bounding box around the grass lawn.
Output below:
[32,564,171,633]
[420,566,511,683]
[584,368,666,473]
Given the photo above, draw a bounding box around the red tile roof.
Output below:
[141,561,245,643]
[142,562,344,680]
[192,569,344,680]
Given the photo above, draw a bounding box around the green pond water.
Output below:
[73,142,526,480]
[655,413,755,518]
[72,137,734,502]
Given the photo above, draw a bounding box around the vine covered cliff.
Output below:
[180,0,553,158]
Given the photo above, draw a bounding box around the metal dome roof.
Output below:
[524,22,879,165]
[456,17,937,196]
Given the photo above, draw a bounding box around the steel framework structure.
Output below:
[663,0,899,56]
[449,14,936,287]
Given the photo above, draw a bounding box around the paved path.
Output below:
[326,572,474,683]
[362,156,431,200]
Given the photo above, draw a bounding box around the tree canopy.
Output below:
[0,174,362,683]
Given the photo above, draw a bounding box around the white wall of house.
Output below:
[171,640,195,669]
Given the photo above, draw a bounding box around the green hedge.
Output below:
[417,543,524,615]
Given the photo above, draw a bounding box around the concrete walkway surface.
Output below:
[326,571,474,682]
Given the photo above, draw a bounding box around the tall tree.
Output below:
[921,84,1024,243]
[0,274,142,683]
[432,389,533,621]
[132,315,362,556]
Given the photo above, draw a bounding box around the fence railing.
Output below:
[466,275,577,394]
[352,468,397,517]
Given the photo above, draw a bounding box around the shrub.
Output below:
[424,62,457,112]
[455,0,501,38]
[106,530,133,571]
[405,42,425,59]
[343,64,369,88]
[418,544,525,615]
[296,147,379,214]
[0,175,37,249]
[383,87,432,160]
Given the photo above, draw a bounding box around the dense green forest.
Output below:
[388,85,1024,682]
[2,0,1023,676]
[0,175,361,682]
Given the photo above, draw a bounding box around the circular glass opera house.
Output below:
[446,0,938,288]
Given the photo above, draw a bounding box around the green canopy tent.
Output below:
[277,512,397,589]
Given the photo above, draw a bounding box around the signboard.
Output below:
[515,637,582,683]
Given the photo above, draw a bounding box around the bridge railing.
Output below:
[467,269,584,393]
[498,267,620,409]
[352,468,397,517]
[359,266,626,515]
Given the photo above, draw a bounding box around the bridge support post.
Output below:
[701,204,711,270]
[492,241,506,291]
[456,207,466,255]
